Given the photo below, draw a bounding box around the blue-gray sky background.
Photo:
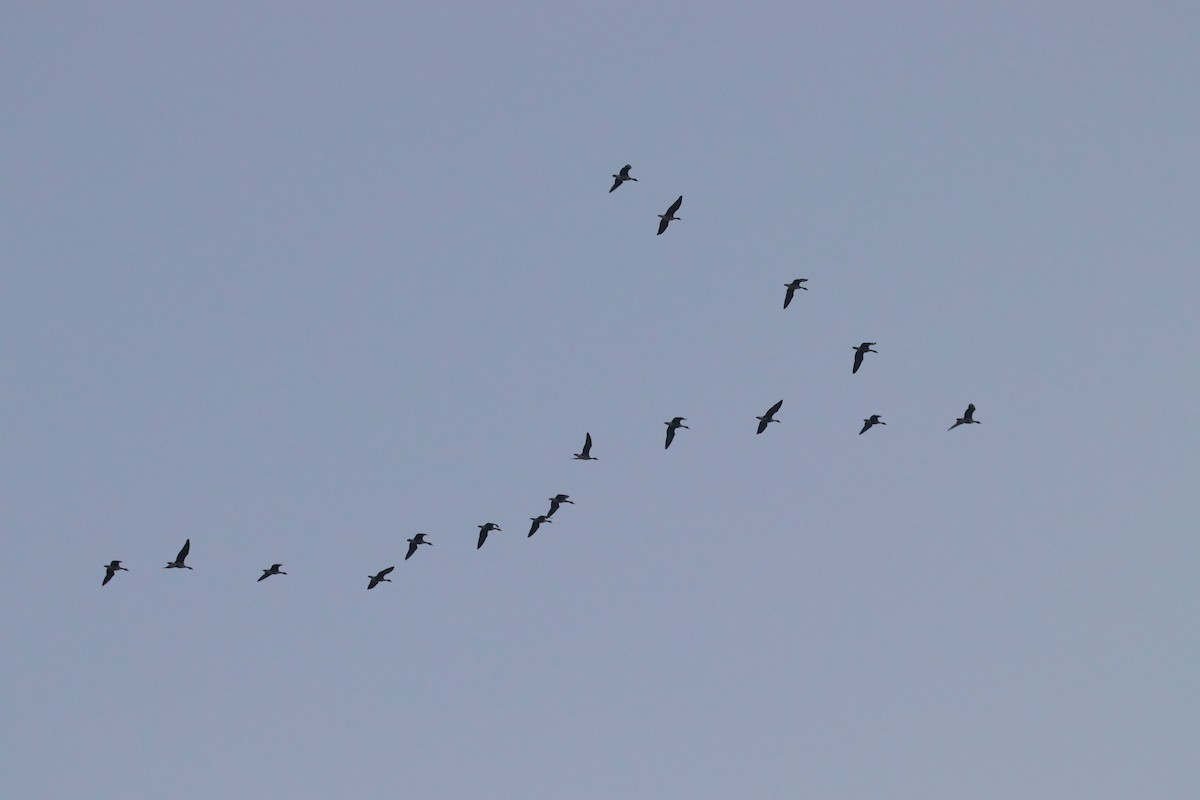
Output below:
[2,3,1197,798]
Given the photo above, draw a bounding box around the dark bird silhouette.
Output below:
[664,417,688,449]
[528,515,552,537]
[102,560,127,586]
[477,522,502,549]
[547,494,574,517]
[783,279,808,309]
[756,400,784,434]
[948,403,980,431]
[656,195,682,235]
[574,432,597,460]
[367,566,394,589]
[405,533,431,561]
[859,414,886,435]
[258,563,286,581]
[165,539,193,570]
[852,342,877,374]
[609,164,637,192]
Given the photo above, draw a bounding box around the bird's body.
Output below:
[656,195,683,235]
[258,563,286,581]
[852,342,877,374]
[367,566,394,589]
[664,417,688,449]
[783,279,808,309]
[574,432,598,460]
[477,523,501,549]
[405,533,432,561]
[948,403,981,431]
[528,516,551,537]
[609,164,637,192]
[547,494,574,517]
[859,414,886,435]
[102,560,127,586]
[756,400,784,434]
[165,539,193,570]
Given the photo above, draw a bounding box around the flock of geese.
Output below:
[100,164,981,589]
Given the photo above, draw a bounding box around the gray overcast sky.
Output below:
[2,3,1198,798]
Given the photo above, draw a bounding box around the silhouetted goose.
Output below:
[656,195,682,235]
[405,533,432,561]
[165,539,193,569]
[784,279,808,309]
[477,522,502,549]
[102,560,127,586]
[852,342,877,374]
[258,563,286,581]
[859,414,885,435]
[574,432,598,460]
[528,515,552,537]
[664,417,688,449]
[547,494,574,517]
[948,403,980,431]
[367,566,394,589]
[609,164,637,192]
[756,400,784,434]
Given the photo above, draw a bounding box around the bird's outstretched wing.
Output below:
[176,539,191,563]
[667,195,682,215]
[405,541,418,560]
[859,420,871,435]
[784,285,796,309]
[853,350,864,373]
[609,176,622,193]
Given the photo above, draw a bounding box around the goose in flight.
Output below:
[852,342,877,374]
[405,533,432,561]
[657,195,682,235]
[477,522,502,549]
[609,164,637,192]
[664,417,688,449]
[528,515,552,537]
[756,400,784,434]
[547,494,574,517]
[859,415,886,435]
[258,563,286,581]
[574,432,598,460]
[948,403,980,431]
[783,279,808,309]
[367,566,395,589]
[165,539,193,570]
[102,560,128,586]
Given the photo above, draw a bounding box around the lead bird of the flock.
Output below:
[574,432,598,460]
[664,417,688,449]
[547,494,574,517]
[852,342,877,374]
[948,403,981,431]
[859,415,886,435]
[783,279,808,309]
[477,522,501,549]
[528,515,551,537]
[165,539,193,570]
[405,532,432,560]
[757,400,784,434]
[609,164,637,192]
[367,566,394,589]
[102,560,128,586]
[657,195,682,235]
[258,563,286,581]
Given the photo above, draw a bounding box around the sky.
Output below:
[2,2,1198,798]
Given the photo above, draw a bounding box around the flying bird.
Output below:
[948,403,980,431]
[528,516,552,537]
[165,539,193,570]
[477,522,502,549]
[852,342,877,374]
[664,417,688,449]
[609,164,637,192]
[405,533,432,560]
[573,432,598,460]
[102,560,127,586]
[859,415,886,435]
[547,494,574,517]
[258,563,286,581]
[783,279,808,309]
[656,195,682,235]
[367,566,395,589]
[756,400,784,434]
